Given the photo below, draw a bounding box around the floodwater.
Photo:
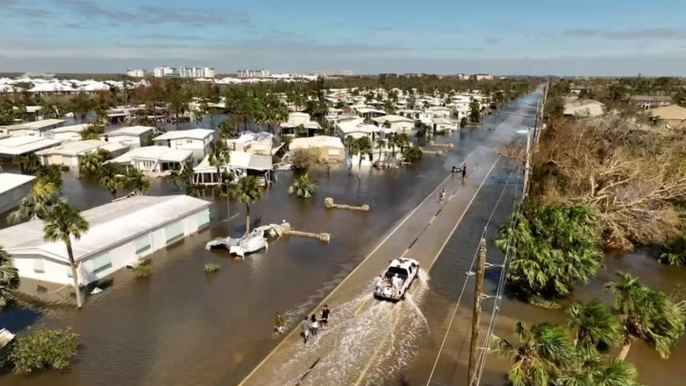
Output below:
[0,106,514,386]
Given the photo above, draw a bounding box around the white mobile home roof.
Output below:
[0,195,212,262]
[3,119,65,131]
[35,140,128,157]
[152,128,214,141]
[105,125,155,136]
[290,136,344,150]
[110,146,193,163]
[195,151,272,172]
[0,136,62,156]
[50,123,91,134]
[0,173,36,195]
[372,115,414,124]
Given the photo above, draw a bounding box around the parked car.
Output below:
[374,258,420,301]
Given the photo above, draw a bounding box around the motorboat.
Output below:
[205,223,284,257]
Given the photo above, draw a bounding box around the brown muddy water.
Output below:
[0,109,508,386]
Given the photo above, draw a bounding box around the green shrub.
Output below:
[204,263,221,273]
[402,147,422,163]
[133,263,151,278]
[3,326,79,374]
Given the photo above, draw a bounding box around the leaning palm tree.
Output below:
[122,170,151,195]
[43,202,89,308]
[0,246,20,309]
[492,322,573,386]
[289,173,318,198]
[8,180,64,223]
[231,176,263,234]
[13,153,41,174]
[356,137,372,179]
[605,272,685,361]
[566,299,622,355]
[98,163,123,200]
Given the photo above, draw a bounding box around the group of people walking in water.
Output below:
[440,162,467,202]
[274,305,331,344]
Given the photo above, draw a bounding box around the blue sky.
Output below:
[2,0,686,75]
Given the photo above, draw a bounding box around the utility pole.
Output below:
[468,237,487,386]
[522,125,532,198]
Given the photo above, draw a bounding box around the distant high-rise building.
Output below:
[153,66,176,77]
[177,66,215,78]
[237,69,270,78]
[341,70,354,76]
[126,69,146,78]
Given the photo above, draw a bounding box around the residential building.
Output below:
[631,95,672,110]
[194,151,272,185]
[646,105,686,126]
[431,117,459,134]
[354,107,387,119]
[288,136,345,164]
[126,69,146,78]
[226,132,274,155]
[101,126,155,149]
[36,140,129,170]
[475,74,494,81]
[0,136,61,159]
[237,69,270,78]
[0,195,212,287]
[0,119,65,137]
[336,117,382,141]
[152,128,214,160]
[279,112,323,137]
[372,115,416,135]
[177,66,215,78]
[153,66,176,78]
[47,123,92,142]
[108,146,193,173]
[0,173,36,214]
[563,100,606,117]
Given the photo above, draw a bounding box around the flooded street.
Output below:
[0,109,507,386]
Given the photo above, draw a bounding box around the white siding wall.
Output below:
[156,138,208,159]
[0,182,34,213]
[12,207,211,286]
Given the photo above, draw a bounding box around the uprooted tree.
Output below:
[528,116,686,250]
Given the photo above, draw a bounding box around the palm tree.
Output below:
[396,133,411,153]
[356,136,372,179]
[566,299,622,355]
[35,164,64,190]
[122,170,151,194]
[13,153,41,174]
[8,180,64,223]
[289,173,318,198]
[557,354,642,386]
[98,163,123,200]
[492,322,573,386]
[375,138,386,162]
[192,110,205,127]
[605,272,685,361]
[80,124,104,141]
[387,133,399,160]
[79,148,112,177]
[208,140,230,185]
[344,135,357,170]
[0,246,20,309]
[218,119,238,140]
[43,202,89,308]
[231,176,263,234]
[168,160,195,191]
